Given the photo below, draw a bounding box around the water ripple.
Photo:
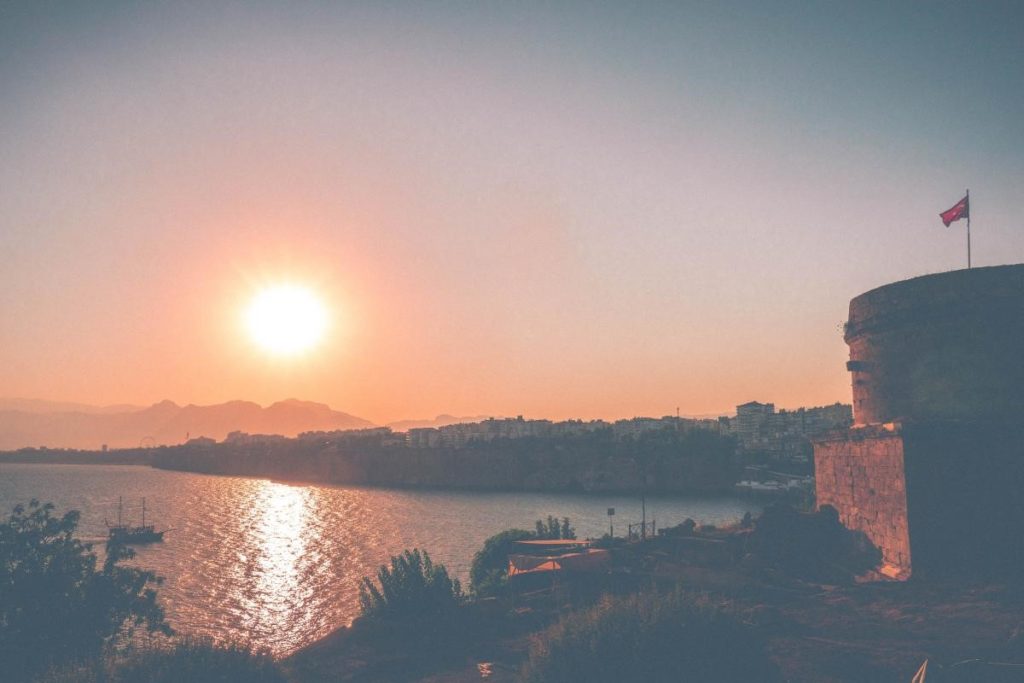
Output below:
[0,463,760,655]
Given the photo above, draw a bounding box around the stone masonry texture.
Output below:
[814,427,911,573]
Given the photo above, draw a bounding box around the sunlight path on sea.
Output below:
[0,464,759,655]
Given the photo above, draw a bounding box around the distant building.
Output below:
[550,419,610,436]
[407,427,441,448]
[222,432,287,446]
[732,401,852,463]
[611,417,665,438]
[734,401,775,445]
[405,413,731,448]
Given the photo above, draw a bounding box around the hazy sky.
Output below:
[2,1,1022,424]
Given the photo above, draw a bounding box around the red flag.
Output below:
[940,195,969,227]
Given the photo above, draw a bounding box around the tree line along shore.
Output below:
[1,428,747,495]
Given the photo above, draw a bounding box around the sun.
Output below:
[245,284,328,356]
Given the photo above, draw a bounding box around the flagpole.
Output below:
[966,189,971,269]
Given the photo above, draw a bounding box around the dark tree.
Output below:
[0,500,170,681]
[469,528,535,596]
[358,548,462,620]
[471,517,577,596]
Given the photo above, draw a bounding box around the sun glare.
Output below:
[245,285,328,356]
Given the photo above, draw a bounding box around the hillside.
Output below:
[0,399,373,450]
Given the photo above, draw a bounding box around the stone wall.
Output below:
[818,265,1024,579]
[814,426,911,574]
[900,421,1024,576]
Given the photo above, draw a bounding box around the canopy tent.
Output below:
[507,542,610,577]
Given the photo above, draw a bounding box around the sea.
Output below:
[0,463,760,655]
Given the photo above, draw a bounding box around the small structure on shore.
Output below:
[507,539,610,578]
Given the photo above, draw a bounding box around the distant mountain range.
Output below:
[0,398,374,450]
[0,398,146,415]
[385,414,496,432]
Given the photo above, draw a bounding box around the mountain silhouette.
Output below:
[0,399,374,450]
[385,414,496,431]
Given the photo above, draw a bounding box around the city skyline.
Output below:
[3,2,1023,424]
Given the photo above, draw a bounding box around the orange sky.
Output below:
[2,4,1022,424]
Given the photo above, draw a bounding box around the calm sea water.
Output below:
[0,463,760,655]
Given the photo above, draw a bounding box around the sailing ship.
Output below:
[106,496,165,544]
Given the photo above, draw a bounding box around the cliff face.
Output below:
[151,432,740,494]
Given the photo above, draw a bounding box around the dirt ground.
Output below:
[285,561,1024,683]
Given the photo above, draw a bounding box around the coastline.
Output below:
[0,434,748,496]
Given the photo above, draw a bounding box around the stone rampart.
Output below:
[816,265,1024,578]
[814,425,910,573]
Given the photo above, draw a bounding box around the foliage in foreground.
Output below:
[470,516,576,596]
[470,528,536,596]
[35,637,286,683]
[358,548,463,620]
[521,590,781,683]
[745,503,881,582]
[0,500,170,681]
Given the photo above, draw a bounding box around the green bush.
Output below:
[0,500,169,681]
[358,548,462,620]
[470,528,535,596]
[114,637,285,683]
[521,590,781,683]
[35,637,286,683]
[471,517,577,597]
[745,503,881,582]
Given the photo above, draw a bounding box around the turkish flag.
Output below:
[940,195,969,227]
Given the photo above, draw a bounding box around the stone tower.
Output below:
[813,264,1024,578]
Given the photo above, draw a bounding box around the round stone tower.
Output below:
[844,264,1024,425]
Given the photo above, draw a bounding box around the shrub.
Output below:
[521,590,780,683]
[745,503,881,582]
[470,528,535,596]
[358,548,462,620]
[590,534,626,550]
[35,637,286,683]
[113,637,285,683]
[661,518,697,537]
[471,517,577,596]
[0,500,169,681]
[534,516,576,540]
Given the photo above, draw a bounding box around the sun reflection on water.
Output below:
[238,481,316,650]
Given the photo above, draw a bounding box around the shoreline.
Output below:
[0,429,764,497]
[0,456,773,500]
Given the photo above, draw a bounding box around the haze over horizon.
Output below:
[0,394,748,450]
[3,2,1023,425]
[2,394,743,422]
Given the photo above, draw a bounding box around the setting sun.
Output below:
[245,285,328,356]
